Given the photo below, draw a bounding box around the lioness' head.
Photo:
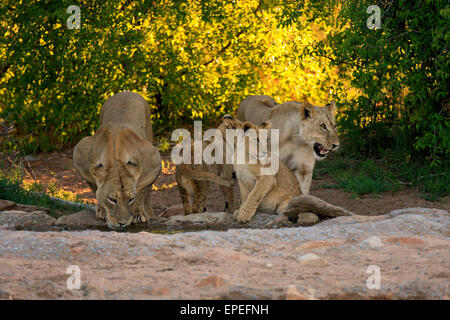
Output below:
[299,101,339,160]
[88,127,145,229]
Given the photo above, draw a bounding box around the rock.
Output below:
[204,248,248,261]
[151,287,169,295]
[361,236,384,249]
[285,285,316,300]
[195,276,225,288]
[384,237,425,245]
[297,212,320,226]
[166,211,233,226]
[55,209,106,228]
[159,204,185,218]
[9,204,51,214]
[296,253,329,266]
[388,207,448,218]
[0,288,12,299]
[0,210,56,229]
[218,286,272,300]
[297,240,344,251]
[0,200,16,211]
[162,211,292,229]
[0,207,448,299]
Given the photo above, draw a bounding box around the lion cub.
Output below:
[175,116,237,215]
[221,118,352,223]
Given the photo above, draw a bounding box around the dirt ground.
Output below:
[22,148,450,216]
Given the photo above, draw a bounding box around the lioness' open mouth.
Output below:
[313,143,329,157]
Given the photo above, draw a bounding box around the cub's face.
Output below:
[299,101,339,160]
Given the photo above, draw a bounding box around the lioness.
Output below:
[221,118,352,223]
[236,95,339,195]
[175,116,237,215]
[73,92,161,229]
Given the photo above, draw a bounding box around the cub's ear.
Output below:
[325,101,336,115]
[222,118,240,129]
[300,103,315,120]
[242,121,254,132]
[222,114,233,120]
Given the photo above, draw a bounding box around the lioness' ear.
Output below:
[300,103,315,120]
[73,136,97,185]
[135,139,162,188]
[325,101,336,115]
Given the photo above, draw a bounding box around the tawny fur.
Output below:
[236,95,339,195]
[73,92,161,229]
[175,120,236,215]
[221,118,352,223]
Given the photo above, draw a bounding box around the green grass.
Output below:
[0,160,88,217]
[314,155,448,201]
[0,176,84,217]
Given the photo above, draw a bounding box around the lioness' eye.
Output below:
[320,124,328,131]
[95,163,103,169]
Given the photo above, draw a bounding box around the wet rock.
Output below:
[55,209,106,229]
[163,211,292,229]
[0,210,56,229]
[297,212,320,226]
[166,211,233,227]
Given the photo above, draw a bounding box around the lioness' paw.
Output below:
[233,209,239,218]
[132,207,150,224]
[96,206,106,220]
[235,209,254,223]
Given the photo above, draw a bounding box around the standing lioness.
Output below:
[73,92,161,229]
[237,95,339,195]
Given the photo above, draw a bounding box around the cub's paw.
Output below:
[96,206,106,220]
[132,206,150,224]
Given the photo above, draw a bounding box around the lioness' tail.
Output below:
[181,168,232,187]
[283,195,353,219]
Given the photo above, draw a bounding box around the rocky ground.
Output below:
[0,202,448,300]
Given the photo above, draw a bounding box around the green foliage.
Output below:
[334,160,400,195]
[313,0,449,166]
[0,175,81,216]
[0,0,341,152]
[316,158,400,196]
